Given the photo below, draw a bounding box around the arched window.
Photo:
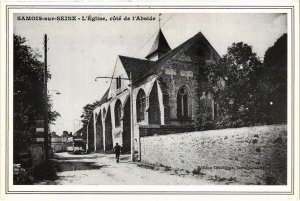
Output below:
[114,100,122,127]
[177,86,189,119]
[136,89,146,122]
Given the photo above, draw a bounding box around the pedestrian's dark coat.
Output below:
[114,144,122,154]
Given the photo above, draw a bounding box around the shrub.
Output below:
[33,162,58,181]
[13,164,32,185]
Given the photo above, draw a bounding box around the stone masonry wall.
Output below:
[140,125,287,184]
[157,60,200,125]
[139,125,195,137]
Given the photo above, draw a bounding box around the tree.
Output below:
[14,35,60,161]
[257,34,287,124]
[80,102,99,126]
[80,100,102,134]
[207,42,263,128]
[79,101,101,151]
[62,131,70,137]
[195,59,215,130]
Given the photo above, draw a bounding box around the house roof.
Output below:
[146,29,171,59]
[50,133,60,138]
[62,132,73,137]
[73,127,83,137]
[119,55,155,81]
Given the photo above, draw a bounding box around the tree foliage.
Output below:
[206,42,263,128]
[198,34,287,129]
[256,34,287,124]
[80,100,102,127]
[14,35,60,156]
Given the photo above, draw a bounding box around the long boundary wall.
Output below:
[140,125,287,184]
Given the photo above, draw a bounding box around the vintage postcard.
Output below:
[0,1,299,201]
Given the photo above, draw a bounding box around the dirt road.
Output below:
[43,152,219,185]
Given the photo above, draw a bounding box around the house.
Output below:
[87,29,221,156]
[50,132,69,153]
[73,127,86,141]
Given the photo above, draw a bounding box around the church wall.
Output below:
[107,58,130,100]
[148,82,161,124]
[95,112,104,151]
[87,114,95,151]
[110,99,124,149]
[131,75,161,156]
[155,59,203,126]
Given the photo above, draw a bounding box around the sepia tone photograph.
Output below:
[11,11,289,188]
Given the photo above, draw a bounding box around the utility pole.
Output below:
[43,34,49,163]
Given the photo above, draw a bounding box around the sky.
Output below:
[13,12,287,135]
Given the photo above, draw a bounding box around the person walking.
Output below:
[113,143,122,163]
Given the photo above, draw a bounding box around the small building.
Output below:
[50,133,70,153]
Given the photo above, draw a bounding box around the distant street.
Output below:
[39,152,221,185]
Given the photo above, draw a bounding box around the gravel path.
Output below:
[44,152,219,185]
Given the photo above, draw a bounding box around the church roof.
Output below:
[108,31,220,86]
[137,31,221,82]
[99,88,109,104]
[145,29,171,59]
[73,127,83,137]
[119,55,155,81]
[96,31,221,106]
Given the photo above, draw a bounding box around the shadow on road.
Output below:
[56,161,109,172]
[120,156,130,161]
[54,155,102,161]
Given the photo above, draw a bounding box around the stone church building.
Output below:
[86,29,220,157]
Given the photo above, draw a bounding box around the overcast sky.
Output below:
[14,12,287,135]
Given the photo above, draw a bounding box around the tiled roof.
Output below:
[117,32,220,85]
[108,31,220,87]
[146,29,171,59]
[119,55,155,81]
[137,32,221,82]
